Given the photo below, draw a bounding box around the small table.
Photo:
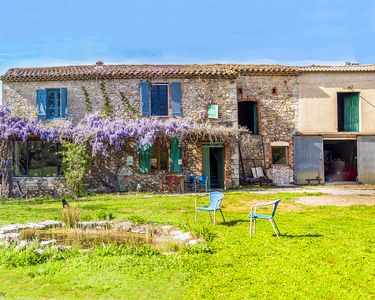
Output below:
[165,174,184,193]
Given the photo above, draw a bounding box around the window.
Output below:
[139,138,182,173]
[150,140,169,172]
[151,84,168,116]
[238,101,259,134]
[272,147,288,165]
[140,81,182,117]
[13,141,62,177]
[337,92,359,132]
[36,88,67,119]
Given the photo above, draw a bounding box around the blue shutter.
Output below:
[140,81,150,116]
[36,89,47,119]
[61,88,68,118]
[171,82,182,116]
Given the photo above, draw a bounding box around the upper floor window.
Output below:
[272,146,288,165]
[140,81,181,117]
[37,88,67,119]
[13,140,63,177]
[238,101,259,134]
[337,92,359,132]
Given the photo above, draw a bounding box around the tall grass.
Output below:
[60,207,81,228]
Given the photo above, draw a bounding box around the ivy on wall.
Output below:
[119,91,139,117]
[100,82,112,118]
[81,86,93,113]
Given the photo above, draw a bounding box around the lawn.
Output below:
[0,191,374,299]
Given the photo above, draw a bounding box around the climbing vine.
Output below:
[81,86,92,113]
[100,82,112,118]
[119,91,139,117]
[61,141,92,197]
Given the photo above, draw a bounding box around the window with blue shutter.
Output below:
[171,82,182,116]
[140,81,150,116]
[36,88,68,119]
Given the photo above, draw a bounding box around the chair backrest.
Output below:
[198,175,207,184]
[271,199,281,217]
[190,176,197,184]
[209,192,224,209]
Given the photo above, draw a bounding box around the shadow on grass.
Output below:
[223,219,249,226]
[281,233,323,238]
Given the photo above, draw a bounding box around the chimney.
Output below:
[95,60,104,68]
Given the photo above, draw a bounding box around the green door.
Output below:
[343,93,359,132]
[202,143,225,189]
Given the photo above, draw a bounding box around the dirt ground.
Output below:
[295,195,375,206]
[242,185,375,206]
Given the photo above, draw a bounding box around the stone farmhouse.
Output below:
[1,62,375,197]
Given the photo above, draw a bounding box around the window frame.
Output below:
[150,83,169,117]
[13,140,63,177]
[271,146,289,166]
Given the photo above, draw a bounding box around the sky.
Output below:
[1,0,375,75]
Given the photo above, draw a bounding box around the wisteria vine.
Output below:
[0,106,240,157]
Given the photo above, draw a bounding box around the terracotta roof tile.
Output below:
[2,63,375,82]
[0,64,299,82]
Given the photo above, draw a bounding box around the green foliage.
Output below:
[81,85,92,113]
[0,243,78,268]
[126,215,147,225]
[100,82,112,118]
[96,210,115,221]
[182,244,214,254]
[61,141,92,197]
[193,226,216,242]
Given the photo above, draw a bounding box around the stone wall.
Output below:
[237,75,298,184]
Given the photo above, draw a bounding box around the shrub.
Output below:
[96,210,115,221]
[60,207,81,228]
[193,226,216,242]
[127,215,146,225]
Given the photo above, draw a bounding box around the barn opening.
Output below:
[238,101,258,134]
[324,140,357,182]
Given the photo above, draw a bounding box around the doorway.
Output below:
[202,143,225,189]
[323,140,357,182]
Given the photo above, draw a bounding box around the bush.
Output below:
[193,226,216,242]
[96,210,115,221]
[127,215,146,225]
[60,207,81,228]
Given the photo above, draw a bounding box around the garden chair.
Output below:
[192,175,208,193]
[195,191,225,225]
[249,199,281,238]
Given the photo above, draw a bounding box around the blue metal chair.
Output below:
[249,199,281,238]
[195,191,225,225]
[191,175,208,192]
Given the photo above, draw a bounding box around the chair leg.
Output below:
[219,210,225,223]
[208,211,213,223]
[272,219,281,237]
[214,210,217,226]
[269,219,280,238]
[195,209,197,222]
[250,217,253,236]
[254,219,256,236]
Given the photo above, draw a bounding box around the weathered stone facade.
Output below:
[237,75,298,184]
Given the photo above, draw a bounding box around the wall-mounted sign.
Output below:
[208,104,218,119]
[126,156,134,166]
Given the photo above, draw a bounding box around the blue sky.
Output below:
[0,0,375,75]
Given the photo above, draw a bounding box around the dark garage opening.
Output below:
[324,140,357,182]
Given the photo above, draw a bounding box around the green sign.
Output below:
[208,104,218,119]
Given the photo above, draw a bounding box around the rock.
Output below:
[15,240,29,250]
[170,230,184,236]
[40,239,57,247]
[38,220,63,229]
[113,221,133,231]
[188,239,199,246]
[36,248,44,254]
[24,222,46,230]
[172,232,191,241]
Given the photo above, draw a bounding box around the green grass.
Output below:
[0,191,374,299]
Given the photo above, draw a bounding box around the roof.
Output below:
[0,64,299,82]
[2,63,375,82]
